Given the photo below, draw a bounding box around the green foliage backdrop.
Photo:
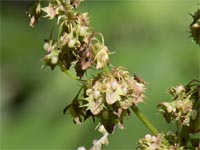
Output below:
[1,0,199,149]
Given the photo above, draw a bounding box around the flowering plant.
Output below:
[27,1,200,149]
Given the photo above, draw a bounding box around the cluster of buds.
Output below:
[64,67,146,133]
[137,133,184,150]
[158,80,199,134]
[27,0,110,78]
[189,9,200,46]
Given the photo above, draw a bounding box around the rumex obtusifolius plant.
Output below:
[27,0,200,149]
[27,0,146,134]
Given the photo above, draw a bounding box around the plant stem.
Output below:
[62,67,86,82]
[131,106,159,135]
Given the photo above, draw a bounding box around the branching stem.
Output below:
[131,106,159,135]
[132,106,170,146]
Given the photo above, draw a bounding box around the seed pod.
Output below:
[189,9,200,46]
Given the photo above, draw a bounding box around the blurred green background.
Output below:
[1,0,199,149]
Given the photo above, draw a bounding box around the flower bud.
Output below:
[191,22,200,29]
[145,134,152,140]
[94,90,101,99]
[111,80,118,90]
[43,42,49,51]
[167,105,174,113]
[86,88,92,96]
[68,39,76,48]
[79,26,88,36]
[51,56,58,64]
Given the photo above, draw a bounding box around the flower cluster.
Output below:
[28,0,146,135]
[189,9,200,46]
[137,133,184,150]
[158,80,199,133]
[27,1,200,149]
[64,67,146,133]
[27,0,110,78]
[158,90,193,126]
